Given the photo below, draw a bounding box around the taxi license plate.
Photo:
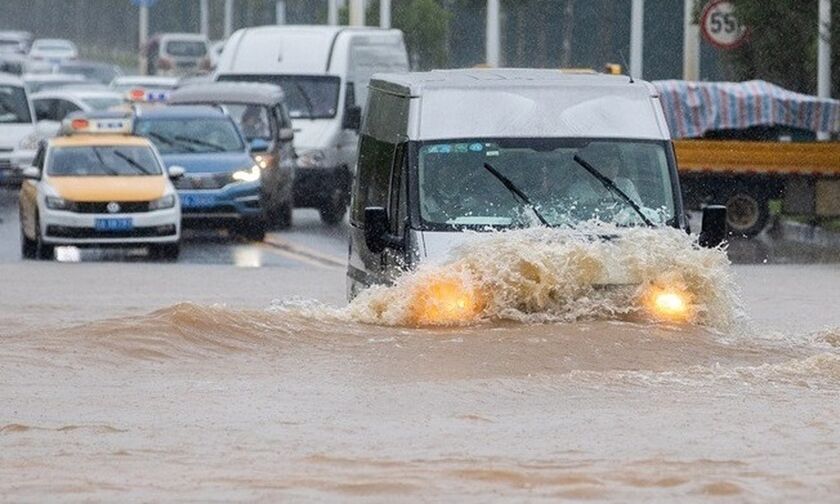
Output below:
[95,218,133,232]
[181,194,216,208]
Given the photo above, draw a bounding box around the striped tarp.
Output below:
[653,80,840,139]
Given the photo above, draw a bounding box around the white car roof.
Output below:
[31,89,123,101]
[111,76,179,87]
[0,72,25,86]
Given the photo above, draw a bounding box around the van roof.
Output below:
[168,82,285,106]
[219,25,404,75]
[370,68,653,96]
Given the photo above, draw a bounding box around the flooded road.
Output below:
[2,190,840,502]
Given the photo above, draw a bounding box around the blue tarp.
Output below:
[653,80,840,139]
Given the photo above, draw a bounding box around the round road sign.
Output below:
[700,0,748,50]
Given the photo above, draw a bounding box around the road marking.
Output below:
[261,236,345,270]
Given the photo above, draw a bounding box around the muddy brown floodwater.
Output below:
[2,228,840,502]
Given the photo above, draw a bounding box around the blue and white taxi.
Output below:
[18,115,183,260]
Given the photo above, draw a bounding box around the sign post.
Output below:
[700,0,747,50]
[486,0,500,67]
[131,0,158,75]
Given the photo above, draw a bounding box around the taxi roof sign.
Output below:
[127,87,170,103]
[60,113,134,136]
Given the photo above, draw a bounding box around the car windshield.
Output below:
[165,40,207,58]
[48,146,162,176]
[224,104,272,141]
[81,97,123,110]
[0,85,31,123]
[416,139,675,228]
[135,117,245,154]
[218,74,339,119]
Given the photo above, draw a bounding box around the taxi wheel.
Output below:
[33,215,54,261]
[20,226,36,259]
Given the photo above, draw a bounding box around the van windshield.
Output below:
[0,85,31,123]
[416,138,676,228]
[217,74,339,119]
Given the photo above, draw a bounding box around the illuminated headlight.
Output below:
[297,149,326,168]
[45,196,74,211]
[253,154,276,170]
[149,194,176,210]
[645,287,691,322]
[232,165,261,182]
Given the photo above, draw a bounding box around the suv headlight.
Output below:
[297,149,326,168]
[232,165,261,182]
[149,194,176,210]
[45,196,74,210]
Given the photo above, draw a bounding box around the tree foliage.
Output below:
[361,0,452,70]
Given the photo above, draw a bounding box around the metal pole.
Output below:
[380,0,391,29]
[349,0,365,26]
[818,0,832,139]
[486,0,500,67]
[139,5,149,75]
[682,0,700,80]
[276,0,286,25]
[630,0,644,79]
[224,0,234,38]
[327,0,338,26]
[199,0,210,37]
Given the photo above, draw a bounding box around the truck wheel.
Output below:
[725,189,770,237]
[20,226,36,259]
[319,190,346,226]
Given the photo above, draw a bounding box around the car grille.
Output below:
[72,201,151,213]
[174,173,234,190]
[46,224,176,239]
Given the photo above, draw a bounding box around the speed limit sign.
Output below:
[701,0,748,50]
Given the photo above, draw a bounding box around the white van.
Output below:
[346,69,727,299]
[215,25,409,224]
[0,73,37,186]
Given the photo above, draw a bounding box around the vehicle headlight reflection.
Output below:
[232,164,261,182]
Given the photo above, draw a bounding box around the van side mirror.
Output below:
[364,206,403,253]
[278,127,294,142]
[342,105,361,131]
[699,205,727,248]
[22,166,41,180]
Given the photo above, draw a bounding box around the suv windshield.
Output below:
[48,146,162,176]
[218,74,340,119]
[0,85,31,123]
[416,139,676,228]
[165,40,207,58]
[135,118,245,154]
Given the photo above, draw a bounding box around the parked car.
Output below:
[32,89,124,123]
[28,38,78,63]
[145,33,210,76]
[22,73,88,93]
[168,82,297,228]
[131,105,267,240]
[215,25,409,225]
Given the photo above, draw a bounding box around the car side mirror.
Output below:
[167,165,185,179]
[278,127,294,142]
[699,205,727,248]
[22,166,41,180]
[248,138,270,152]
[342,105,361,131]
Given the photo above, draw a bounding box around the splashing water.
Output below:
[343,224,743,329]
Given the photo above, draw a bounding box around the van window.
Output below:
[217,74,340,119]
[351,134,396,223]
[0,85,31,123]
[165,40,207,58]
[416,138,675,228]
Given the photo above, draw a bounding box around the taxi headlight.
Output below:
[149,194,176,210]
[232,165,261,183]
[297,149,326,168]
[45,196,74,211]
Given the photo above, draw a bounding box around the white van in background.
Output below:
[215,25,409,224]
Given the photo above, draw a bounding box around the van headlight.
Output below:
[45,196,74,210]
[149,194,176,210]
[297,149,326,168]
[232,164,261,182]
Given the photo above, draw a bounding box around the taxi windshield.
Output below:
[48,145,162,177]
[135,118,245,154]
[416,139,676,228]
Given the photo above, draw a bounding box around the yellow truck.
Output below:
[655,80,840,237]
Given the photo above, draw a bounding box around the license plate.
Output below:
[95,218,133,231]
[181,193,216,208]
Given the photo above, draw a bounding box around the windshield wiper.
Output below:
[146,131,196,153]
[174,135,226,152]
[113,150,153,175]
[572,154,654,227]
[92,147,119,175]
[482,162,549,226]
[291,79,315,119]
